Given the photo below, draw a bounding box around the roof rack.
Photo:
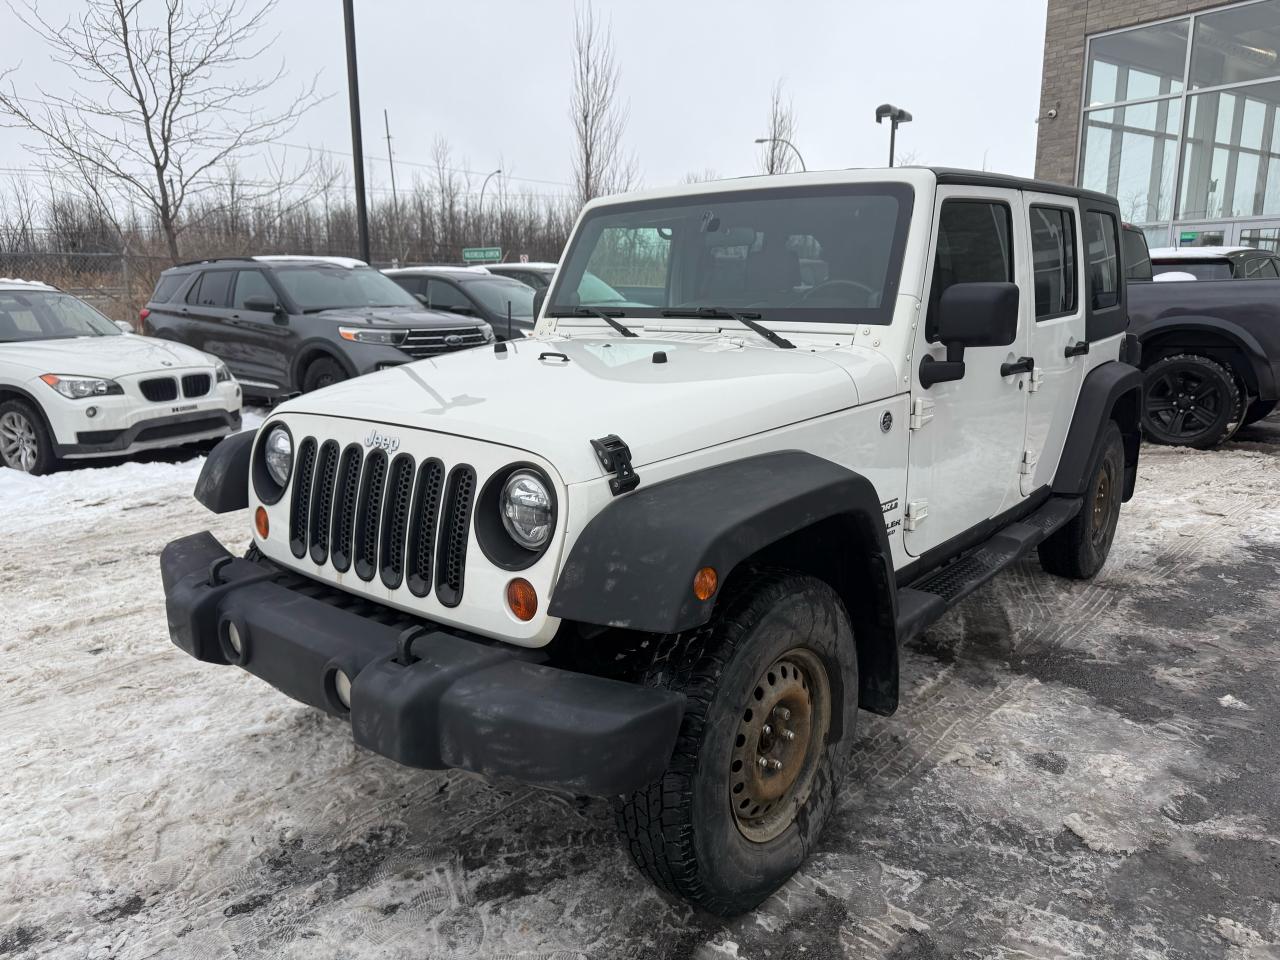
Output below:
[175,256,255,267]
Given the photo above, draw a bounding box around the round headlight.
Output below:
[500,470,553,550]
[264,425,293,486]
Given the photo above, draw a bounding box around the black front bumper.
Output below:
[58,408,241,456]
[160,532,685,796]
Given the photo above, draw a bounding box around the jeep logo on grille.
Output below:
[364,430,400,453]
[444,334,464,346]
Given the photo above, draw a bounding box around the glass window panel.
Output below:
[1190,0,1280,89]
[1232,152,1261,216]
[1084,212,1120,309]
[1178,82,1280,220]
[1215,93,1237,144]
[1080,100,1181,226]
[1241,98,1266,150]
[1088,20,1188,106]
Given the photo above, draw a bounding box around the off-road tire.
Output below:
[1142,354,1240,449]
[614,570,859,916]
[301,357,347,393]
[0,399,56,475]
[1242,398,1277,428]
[1038,421,1124,580]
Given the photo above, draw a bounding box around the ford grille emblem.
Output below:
[444,334,464,346]
[364,430,400,453]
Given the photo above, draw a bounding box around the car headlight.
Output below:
[39,374,123,399]
[500,470,553,550]
[338,326,408,345]
[264,425,293,486]
[214,360,233,383]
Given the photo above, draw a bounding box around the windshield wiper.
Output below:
[660,306,794,349]
[569,305,637,338]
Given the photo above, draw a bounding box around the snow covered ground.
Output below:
[2,415,1279,959]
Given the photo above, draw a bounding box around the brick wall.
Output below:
[1034,0,1236,184]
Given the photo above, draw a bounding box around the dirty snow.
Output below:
[2,414,1279,959]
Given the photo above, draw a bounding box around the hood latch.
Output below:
[591,434,640,496]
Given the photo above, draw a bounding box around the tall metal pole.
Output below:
[384,109,399,262]
[888,122,896,167]
[343,0,370,264]
[753,137,807,172]
[478,168,501,247]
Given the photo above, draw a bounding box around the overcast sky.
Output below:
[0,0,1050,204]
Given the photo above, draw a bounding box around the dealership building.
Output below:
[1036,0,1280,251]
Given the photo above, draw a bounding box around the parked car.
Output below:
[0,278,241,474]
[162,167,1143,914]
[484,261,557,289]
[142,256,493,399]
[383,266,536,339]
[1124,232,1280,447]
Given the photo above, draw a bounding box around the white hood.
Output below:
[0,334,216,377]
[278,334,894,484]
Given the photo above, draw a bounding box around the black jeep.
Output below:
[142,256,493,399]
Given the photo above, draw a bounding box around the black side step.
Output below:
[896,496,1082,645]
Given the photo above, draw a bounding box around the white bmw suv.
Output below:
[0,278,243,474]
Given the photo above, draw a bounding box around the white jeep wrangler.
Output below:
[162,167,1143,915]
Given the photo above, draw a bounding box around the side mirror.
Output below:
[114,320,134,334]
[413,292,429,306]
[920,282,1019,388]
[532,288,546,319]
[243,295,286,323]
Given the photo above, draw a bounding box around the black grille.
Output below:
[353,451,389,581]
[134,417,227,443]
[406,459,444,597]
[330,445,363,572]
[181,373,211,398]
[436,466,476,608]
[399,327,488,359]
[379,455,416,589]
[308,441,340,564]
[140,377,178,402]
[289,438,318,559]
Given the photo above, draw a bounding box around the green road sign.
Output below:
[1180,231,1199,243]
[462,246,502,263]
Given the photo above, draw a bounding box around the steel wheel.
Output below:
[1090,454,1115,549]
[729,647,831,843]
[0,410,40,472]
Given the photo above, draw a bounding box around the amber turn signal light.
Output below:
[254,506,269,539]
[693,566,718,601]
[506,578,538,621]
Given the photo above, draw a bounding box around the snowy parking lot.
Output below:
[3,414,1279,960]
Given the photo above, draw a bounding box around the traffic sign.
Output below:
[462,246,501,263]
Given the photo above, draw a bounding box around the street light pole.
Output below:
[875,104,913,167]
[343,0,370,264]
[753,137,807,172]
[478,168,501,247]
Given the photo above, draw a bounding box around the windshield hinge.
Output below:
[590,434,640,496]
[909,398,935,431]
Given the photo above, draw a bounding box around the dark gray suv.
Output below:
[142,256,493,398]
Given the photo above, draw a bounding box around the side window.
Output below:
[1242,256,1279,279]
[1084,211,1120,310]
[151,274,184,303]
[196,271,232,308]
[1029,206,1078,319]
[426,280,473,313]
[232,270,275,308]
[393,275,425,296]
[926,199,1014,340]
[184,274,204,305]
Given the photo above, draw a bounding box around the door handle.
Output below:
[1000,356,1034,377]
[1064,341,1090,358]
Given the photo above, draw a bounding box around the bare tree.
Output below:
[0,0,323,261]
[758,80,801,175]
[569,2,636,207]
[681,169,720,184]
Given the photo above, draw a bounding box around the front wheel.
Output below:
[614,572,858,915]
[1142,354,1240,449]
[0,400,55,475]
[301,357,348,393]
[1038,421,1124,580]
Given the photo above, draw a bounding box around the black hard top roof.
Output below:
[927,167,1118,207]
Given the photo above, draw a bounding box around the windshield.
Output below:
[273,265,422,312]
[461,278,536,317]
[0,290,121,342]
[1152,260,1233,281]
[548,184,914,325]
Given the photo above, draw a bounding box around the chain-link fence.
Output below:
[0,250,174,326]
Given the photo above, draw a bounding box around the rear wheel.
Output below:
[1141,354,1240,449]
[0,400,55,475]
[614,571,858,915]
[1038,421,1124,580]
[301,357,347,393]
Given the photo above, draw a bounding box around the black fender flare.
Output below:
[1053,361,1143,502]
[1137,316,1277,400]
[549,451,901,715]
[194,430,253,513]
[290,341,358,392]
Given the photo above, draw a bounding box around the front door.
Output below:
[904,187,1031,557]
[224,268,295,392]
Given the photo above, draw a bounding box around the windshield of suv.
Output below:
[460,278,536,317]
[0,289,121,342]
[1152,260,1233,281]
[273,265,422,312]
[547,184,914,325]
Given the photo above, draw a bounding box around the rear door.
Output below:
[1022,196,1087,495]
